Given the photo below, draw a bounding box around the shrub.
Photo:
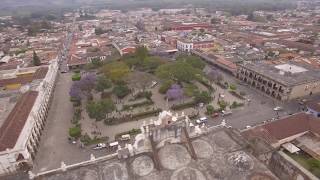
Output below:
[69,126,81,138]
[218,100,229,110]
[216,81,228,89]
[229,84,237,91]
[230,101,244,109]
[171,101,197,111]
[184,83,198,97]
[113,84,130,99]
[71,108,82,124]
[198,78,214,91]
[159,80,173,94]
[131,108,162,120]
[206,105,215,115]
[96,76,112,92]
[104,109,162,125]
[194,91,212,104]
[229,91,246,100]
[72,73,81,81]
[134,91,152,100]
[122,100,154,111]
[86,99,115,121]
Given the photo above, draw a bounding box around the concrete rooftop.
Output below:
[38,128,278,180]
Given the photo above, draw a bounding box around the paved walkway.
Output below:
[32,73,105,173]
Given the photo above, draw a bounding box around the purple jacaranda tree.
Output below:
[69,81,82,101]
[78,73,97,92]
[166,84,184,101]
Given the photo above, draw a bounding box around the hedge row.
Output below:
[72,73,81,81]
[229,91,246,100]
[216,81,228,89]
[104,108,162,125]
[198,79,214,91]
[122,100,154,111]
[171,101,197,111]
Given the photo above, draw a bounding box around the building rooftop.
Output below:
[36,128,278,180]
[241,113,320,145]
[241,61,320,86]
[0,91,38,151]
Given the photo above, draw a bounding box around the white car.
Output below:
[93,143,107,150]
[196,117,208,124]
[222,110,232,116]
[273,106,283,111]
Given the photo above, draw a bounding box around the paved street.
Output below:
[32,73,106,173]
[205,67,301,130]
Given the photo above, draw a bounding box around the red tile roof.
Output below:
[242,113,320,144]
[0,91,38,151]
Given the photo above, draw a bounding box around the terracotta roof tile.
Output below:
[242,113,320,144]
[0,91,38,151]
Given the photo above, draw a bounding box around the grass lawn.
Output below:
[285,151,320,177]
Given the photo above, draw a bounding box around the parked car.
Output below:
[120,134,131,141]
[212,113,219,118]
[273,106,283,111]
[222,110,232,116]
[93,143,107,150]
[196,117,208,124]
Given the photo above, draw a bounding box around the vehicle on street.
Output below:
[196,117,207,124]
[93,143,107,150]
[109,141,119,148]
[212,113,219,118]
[222,110,232,116]
[246,126,251,129]
[120,134,131,141]
[273,106,283,111]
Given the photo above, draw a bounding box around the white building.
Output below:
[0,59,58,176]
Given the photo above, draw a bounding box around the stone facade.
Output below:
[236,65,320,101]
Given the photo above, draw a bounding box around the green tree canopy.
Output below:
[194,91,212,104]
[95,76,112,92]
[176,54,205,70]
[69,126,81,138]
[86,99,115,121]
[101,61,130,82]
[113,84,131,99]
[135,46,148,61]
[156,61,201,83]
[32,51,41,66]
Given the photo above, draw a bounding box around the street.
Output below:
[32,73,108,173]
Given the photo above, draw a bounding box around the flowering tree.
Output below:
[166,84,183,101]
[78,73,97,92]
[69,73,96,101]
[69,82,82,101]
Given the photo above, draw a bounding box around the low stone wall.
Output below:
[269,151,318,180]
[31,153,118,179]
